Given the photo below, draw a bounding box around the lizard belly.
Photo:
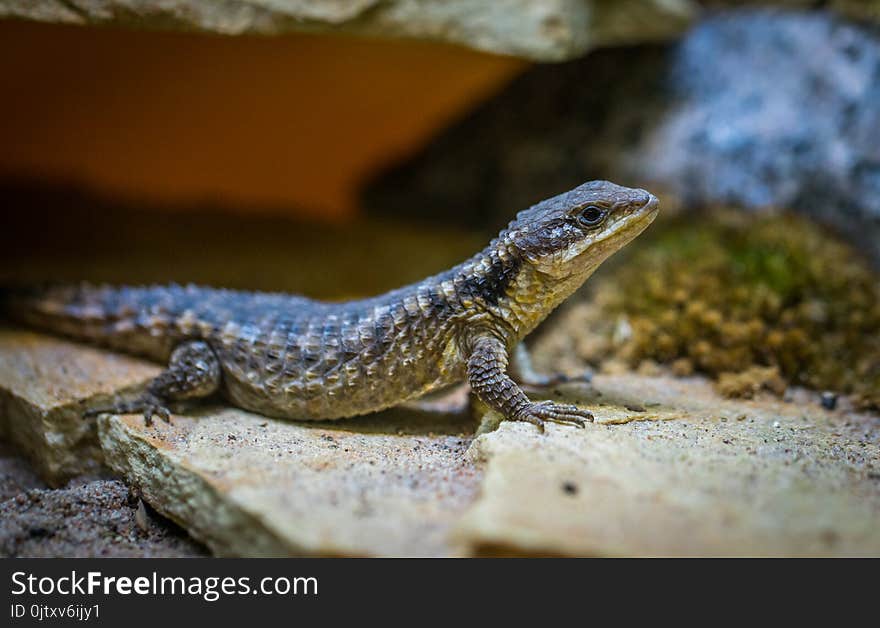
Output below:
[209,329,465,421]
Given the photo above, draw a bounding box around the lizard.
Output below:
[2,180,658,431]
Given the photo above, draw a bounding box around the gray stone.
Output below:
[0,0,695,61]
[364,9,880,267]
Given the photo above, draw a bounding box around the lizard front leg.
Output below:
[85,340,221,426]
[465,333,593,432]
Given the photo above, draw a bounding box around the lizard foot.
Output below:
[83,393,172,427]
[512,400,594,432]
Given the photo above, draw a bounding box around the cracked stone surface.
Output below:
[0,0,695,61]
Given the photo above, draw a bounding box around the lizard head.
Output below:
[506,180,659,280]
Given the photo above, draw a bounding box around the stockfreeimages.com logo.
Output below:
[11,571,318,602]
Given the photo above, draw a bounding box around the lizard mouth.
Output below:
[594,193,660,253]
[633,192,660,216]
[631,193,660,227]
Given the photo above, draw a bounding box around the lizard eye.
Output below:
[576,205,607,228]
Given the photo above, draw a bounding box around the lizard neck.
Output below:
[450,232,587,344]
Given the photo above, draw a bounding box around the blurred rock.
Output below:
[0,0,694,61]
[0,441,44,502]
[0,328,159,484]
[364,9,880,267]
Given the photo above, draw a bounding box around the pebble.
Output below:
[820,391,838,411]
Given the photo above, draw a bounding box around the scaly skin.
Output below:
[3,180,658,429]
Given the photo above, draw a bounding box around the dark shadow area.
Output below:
[0,179,483,298]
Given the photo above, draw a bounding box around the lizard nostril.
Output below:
[633,191,651,208]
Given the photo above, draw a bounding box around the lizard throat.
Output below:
[492,261,588,340]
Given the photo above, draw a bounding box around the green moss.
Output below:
[585,210,880,410]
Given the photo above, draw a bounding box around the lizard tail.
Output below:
[1,282,187,361]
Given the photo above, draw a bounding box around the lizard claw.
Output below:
[142,404,172,427]
[512,400,594,431]
[83,393,173,427]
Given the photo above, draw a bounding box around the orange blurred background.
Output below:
[0,21,526,221]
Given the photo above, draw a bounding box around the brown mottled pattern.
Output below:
[3,181,659,424]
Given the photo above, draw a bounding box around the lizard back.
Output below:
[2,267,484,419]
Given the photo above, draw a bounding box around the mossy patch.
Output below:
[542,210,880,410]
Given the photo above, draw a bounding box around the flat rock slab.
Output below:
[98,407,480,557]
[458,375,880,557]
[2,329,879,556]
[0,328,158,484]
